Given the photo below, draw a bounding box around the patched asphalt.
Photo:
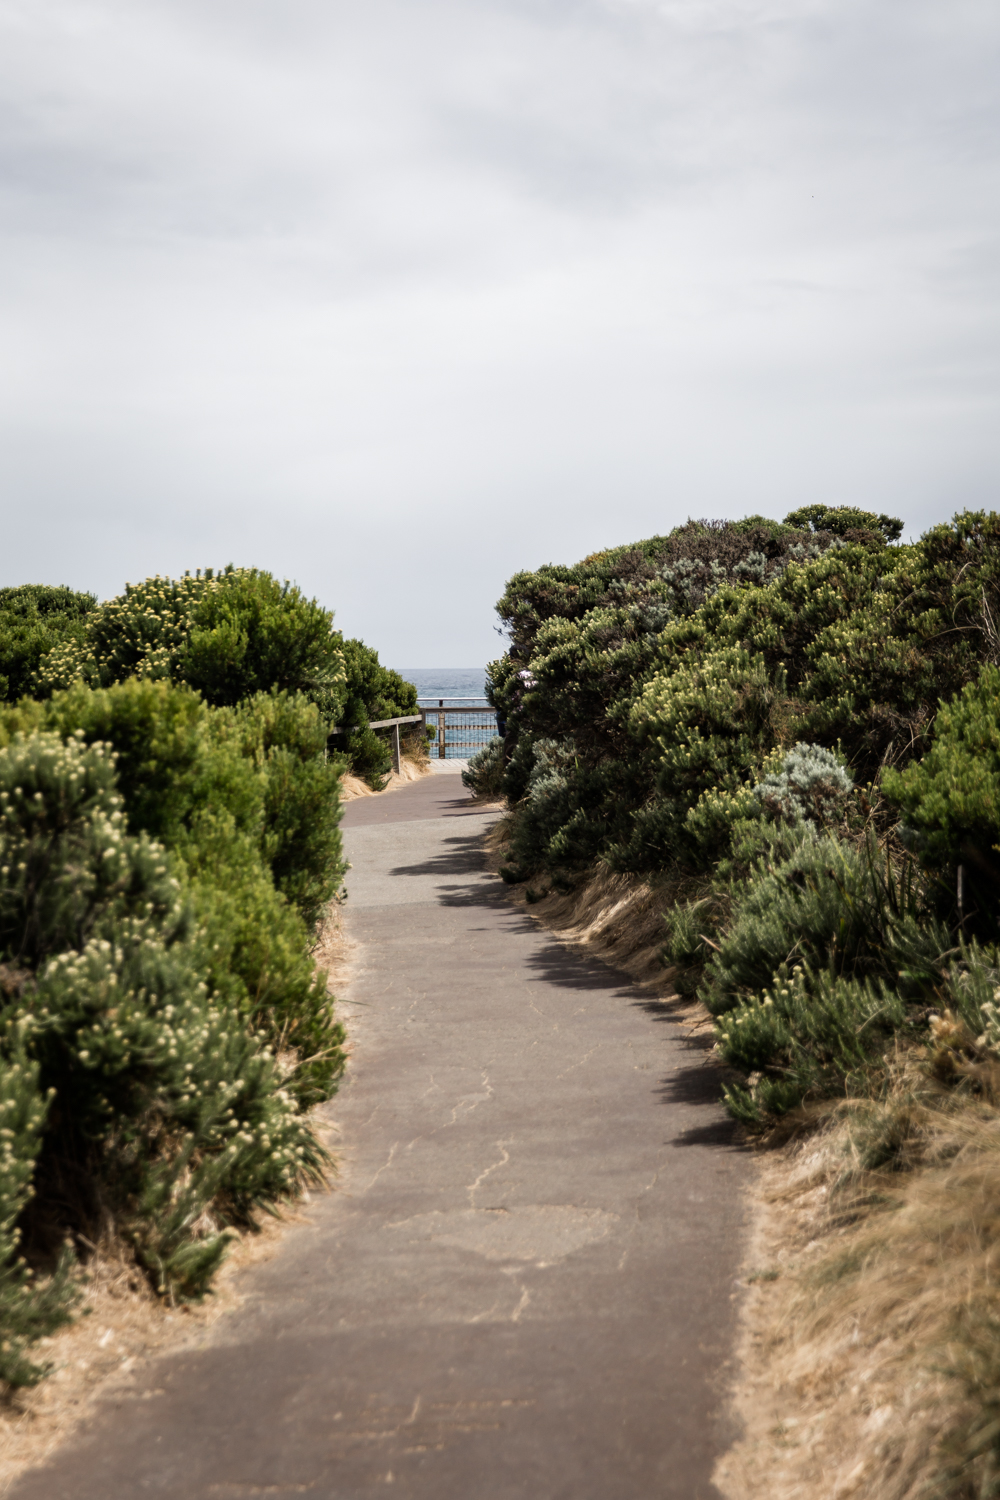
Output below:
[11,773,747,1500]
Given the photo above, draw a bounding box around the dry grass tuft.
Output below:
[0,903,353,1496]
[716,1088,1000,1500]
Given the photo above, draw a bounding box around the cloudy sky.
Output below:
[1,0,998,666]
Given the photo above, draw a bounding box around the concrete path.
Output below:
[12,775,746,1500]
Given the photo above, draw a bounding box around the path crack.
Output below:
[447,1070,494,1127]
[466,1139,512,1207]
[363,1142,399,1194]
[556,1044,600,1080]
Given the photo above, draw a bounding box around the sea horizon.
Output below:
[393,667,495,758]
[394,667,490,703]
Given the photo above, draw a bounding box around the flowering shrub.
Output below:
[34,568,348,725]
[0,1045,77,1386]
[0,586,96,705]
[0,680,347,1109]
[0,730,327,1373]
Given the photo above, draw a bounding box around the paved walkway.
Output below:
[12,775,746,1500]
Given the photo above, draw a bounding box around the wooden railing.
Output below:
[331,700,499,768]
[417,700,496,760]
[329,715,423,774]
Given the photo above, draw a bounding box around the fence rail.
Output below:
[417,701,497,760]
[329,714,423,774]
[331,704,500,768]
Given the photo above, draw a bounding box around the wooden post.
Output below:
[392,722,401,775]
[439,700,446,759]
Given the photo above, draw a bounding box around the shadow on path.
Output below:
[388,829,745,1156]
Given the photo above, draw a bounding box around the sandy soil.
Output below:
[339,753,431,802]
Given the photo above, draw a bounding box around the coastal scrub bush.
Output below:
[462,737,505,798]
[716,966,912,1122]
[0,587,96,705]
[15,683,346,1105]
[699,830,942,1017]
[335,637,420,789]
[38,677,206,844]
[487,507,1000,890]
[219,691,346,927]
[20,567,421,784]
[34,568,349,728]
[752,742,854,824]
[883,665,1000,936]
[2,678,346,935]
[0,730,326,1319]
[0,1047,77,1386]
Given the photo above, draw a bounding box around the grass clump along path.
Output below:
[0,565,410,1390]
[465,505,1000,1497]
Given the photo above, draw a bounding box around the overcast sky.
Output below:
[1,0,998,667]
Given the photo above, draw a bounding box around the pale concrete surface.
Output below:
[428,758,468,773]
[11,775,747,1500]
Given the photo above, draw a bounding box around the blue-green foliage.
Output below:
[461,737,505,798]
[752,742,853,823]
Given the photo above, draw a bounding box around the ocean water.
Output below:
[393,668,495,759]
[394,667,489,704]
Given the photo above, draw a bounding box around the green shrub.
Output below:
[16,679,345,936]
[39,678,206,844]
[883,665,1000,935]
[0,1046,77,1386]
[0,682,346,1109]
[462,737,506,798]
[717,966,911,1124]
[0,587,96,705]
[337,637,417,724]
[490,508,1000,889]
[783,504,904,543]
[340,724,392,791]
[334,638,419,789]
[34,568,348,728]
[221,692,346,928]
[176,813,344,1110]
[0,731,327,1316]
[699,829,942,1018]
